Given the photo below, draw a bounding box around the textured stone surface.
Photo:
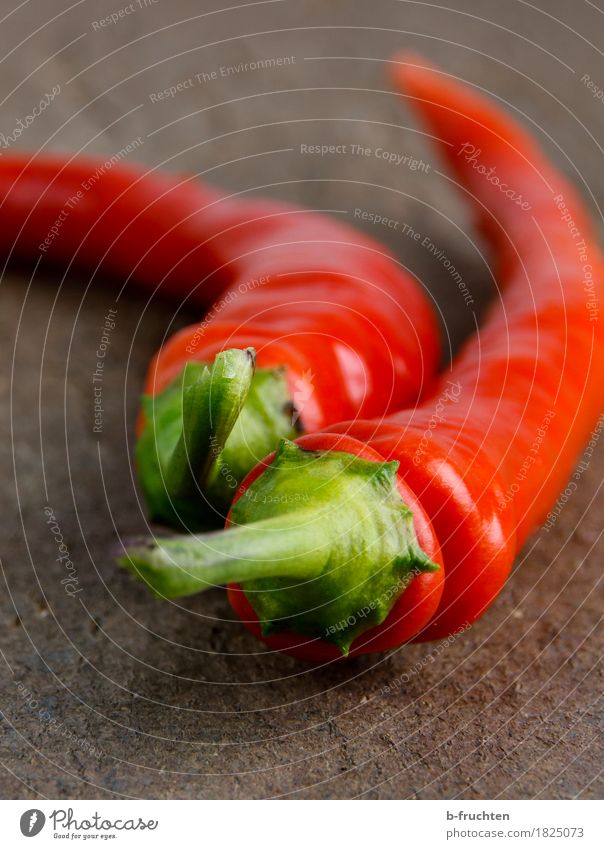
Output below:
[1,0,603,799]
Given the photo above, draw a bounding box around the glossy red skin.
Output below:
[230,56,604,656]
[226,432,444,663]
[145,193,441,434]
[393,57,604,523]
[333,418,516,642]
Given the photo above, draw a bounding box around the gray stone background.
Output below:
[1,0,603,799]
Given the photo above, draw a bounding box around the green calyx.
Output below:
[122,439,438,655]
[136,349,298,530]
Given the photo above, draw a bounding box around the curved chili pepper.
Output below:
[123,434,445,659]
[0,152,440,528]
[121,54,604,661]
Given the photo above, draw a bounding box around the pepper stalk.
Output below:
[136,348,299,529]
[120,440,438,654]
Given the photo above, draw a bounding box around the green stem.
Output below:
[124,439,439,655]
[136,349,298,529]
[165,348,255,498]
[119,509,328,599]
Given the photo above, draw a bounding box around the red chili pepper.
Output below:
[0,152,440,527]
[122,55,604,661]
[258,55,604,654]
